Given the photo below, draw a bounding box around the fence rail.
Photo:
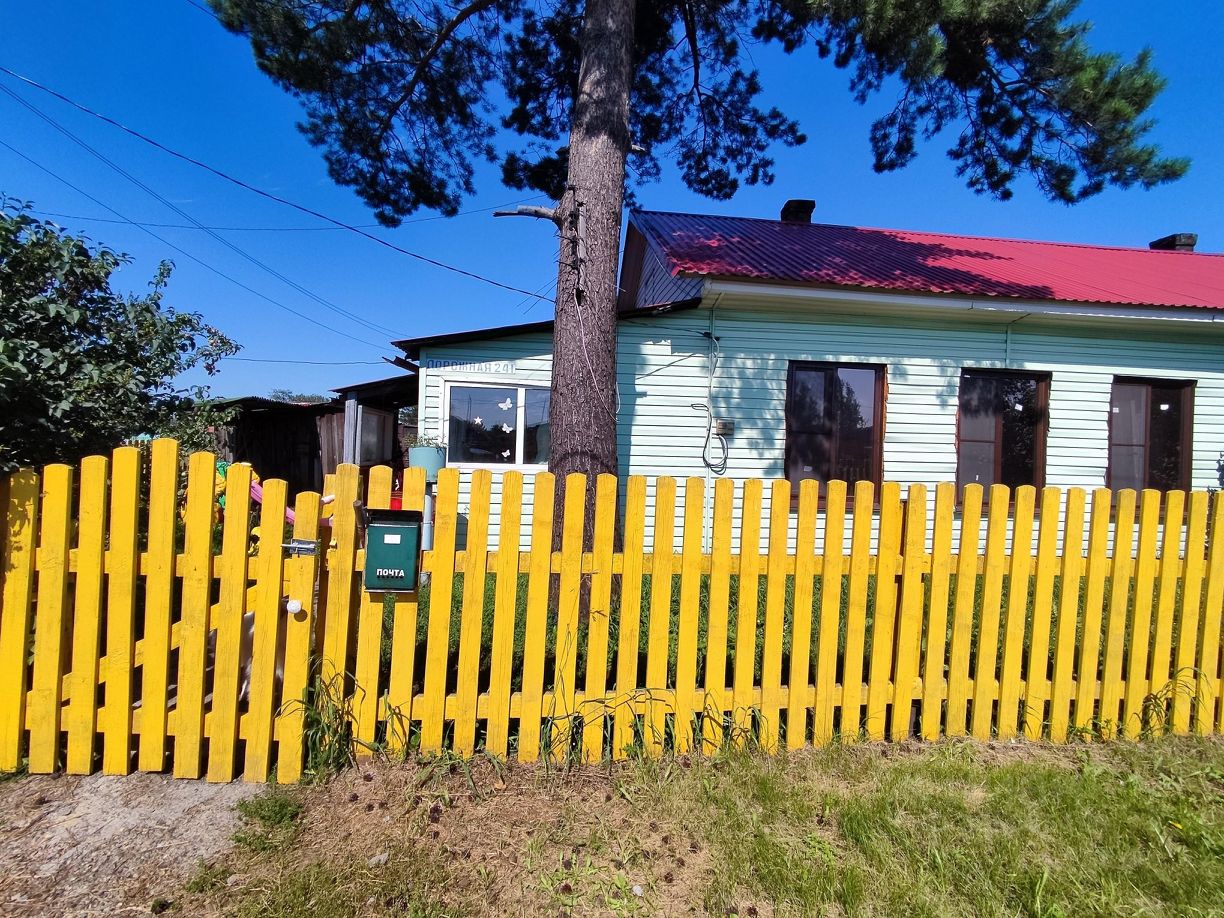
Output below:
[1,440,1222,783]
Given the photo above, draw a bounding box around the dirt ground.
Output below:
[0,771,259,917]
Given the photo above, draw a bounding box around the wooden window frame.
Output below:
[1106,376,1195,492]
[955,368,1051,494]
[443,380,551,470]
[784,360,887,506]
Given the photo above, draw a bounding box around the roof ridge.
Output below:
[631,209,1221,258]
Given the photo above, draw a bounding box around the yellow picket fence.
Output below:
[2,439,1223,784]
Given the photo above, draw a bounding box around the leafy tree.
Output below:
[269,388,328,404]
[211,0,1187,520]
[0,203,240,473]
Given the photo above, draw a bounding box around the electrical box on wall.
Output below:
[363,508,424,592]
[714,418,735,437]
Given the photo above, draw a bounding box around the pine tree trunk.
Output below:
[549,0,636,542]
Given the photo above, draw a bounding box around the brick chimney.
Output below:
[1149,232,1197,252]
[780,199,816,223]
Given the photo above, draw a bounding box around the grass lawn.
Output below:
[184,735,1224,917]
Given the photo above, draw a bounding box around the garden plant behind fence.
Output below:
[1,438,1222,783]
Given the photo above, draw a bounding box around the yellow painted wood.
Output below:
[517,471,554,762]
[244,478,288,782]
[1099,489,1137,740]
[206,463,252,782]
[890,484,928,741]
[138,439,179,771]
[385,467,426,752]
[1149,490,1185,702]
[66,456,108,774]
[701,478,734,752]
[353,466,393,756]
[582,474,618,762]
[645,477,677,755]
[321,463,361,683]
[1023,487,1061,740]
[612,476,647,759]
[810,480,843,745]
[997,485,1035,740]
[921,482,955,741]
[1123,490,1161,736]
[1049,489,1086,742]
[102,448,140,775]
[866,481,902,741]
[420,468,460,754]
[1196,492,1224,735]
[970,485,1010,741]
[549,473,586,763]
[673,477,705,755]
[789,479,820,749]
[454,469,491,757]
[758,479,791,753]
[276,489,321,783]
[173,451,217,779]
[28,464,74,773]
[841,481,875,738]
[732,478,762,744]
[486,470,524,759]
[1074,489,1113,735]
[1171,492,1208,734]
[0,470,40,772]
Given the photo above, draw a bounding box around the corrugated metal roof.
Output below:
[632,210,1224,310]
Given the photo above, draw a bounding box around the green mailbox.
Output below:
[363,508,423,592]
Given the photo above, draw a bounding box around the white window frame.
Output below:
[441,379,550,471]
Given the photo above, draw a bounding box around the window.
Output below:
[956,370,1049,491]
[446,383,550,466]
[1108,378,1193,491]
[357,407,395,465]
[785,362,885,490]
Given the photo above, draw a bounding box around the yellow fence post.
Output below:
[841,481,875,738]
[245,478,288,783]
[385,466,426,755]
[732,478,762,745]
[486,470,524,760]
[1123,490,1162,736]
[866,481,902,741]
[701,478,734,753]
[921,482,955,741]
[1074,488,1113,736]
[420,468,460,755]
[673,477,705,755]
[1023,486,1061,740]
[1049,488,1086,742]
[454,469,491,757]
[789,478,820,749]
[997,485,1035,740]
[138,439,179,772]
[1100,489,1137,739]
[759,479,791,753]
[276,488,321,784]
[645,476,676,755]
[66,455,109,774]
[102,448,141,775]
[946,483,983,737]
[612,476,647,760]
[549,472,586,763]
[321,464,361,685]
[970,485,1010,741]
[1171,492,1208,734]
[354,466,394,755]
[582,473,618,762]
[1149,490,1185,708]
[1197,492,1224,735]
[517,471,555,763]
[891,483,927,742]
[0,469,40,772]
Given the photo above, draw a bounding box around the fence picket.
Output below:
[612,476,646,759]
[353,466,394,755]
[702,479,734,752]
[550,473,586,762]
[0,470,39,771]
[486,470,524,760]
[971,485,1010,741]
[812,480,844,745]
[759,479,791,752]
[138,439,179,771]
[581,473,617,762]
[1149,490,1185,704]
[1049,488,1086,742]
[1073,489,1113,735]
[102,448,140,774]
[732,479,763,744]
[1197,493,1224,735]
[276,489,321,783]
[454,469,491,757]
[1023,487,1061,740]
[244,478,287,782]
[1172,492,1208,734]
[321,464,361,685]
[997,485,1035,740]
[1099,489,1138,739]
[672,478,704,755]
[386,466,426,753]
[1123,490,1162,735]
[921,482,956,741]
[420,468,460,754]
[66,456,108,774]
[841,481,875,737]
[789,479,819,749]
[866,481,902,741]
[891,484,927,741]
[517,472,554,763]
[644,477,676,755]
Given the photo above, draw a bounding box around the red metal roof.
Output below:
[632,210,1224,310]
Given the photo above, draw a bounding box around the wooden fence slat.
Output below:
[580,474,616,762]
[788,479,819,749]
[28,465,74,774]
[1123,490,1161,735]
[673,477,705,755]
[320,464,361,684]
[453,469,491,757]
[138,439,179,771]
[102,448,140,774]
[276,489,321,783]
[921,482,956,741]
[644,476,676,756]
[517,472,554,762]
[0,470,40,772]
[890,484,927,741]
[812,480,843,745]
[612,475,646,759]
[1049,488,1086,742]
[1023,486,1061,740]
[420,468,460,754]
[1172,492,1208,733]
[486,470,524,760]
[971,485,1010,741]
[66,456,108,774]
[732,478,762,744]
[549,473,586,763]
[759,479,791,753]
[1149,490,1185,703]
[866,481,902,741]
[841,481,875,737]
[244,478,287,782]
[1074,488,1114,735]
[1197,492,1224,735]
[701,478,734,753]
[997,485,1036,740]
[1099,489,1137,739]
[386,467,426,754]
[354,466,394,755]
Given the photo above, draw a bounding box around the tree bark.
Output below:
[549,0,636,542]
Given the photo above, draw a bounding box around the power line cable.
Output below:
[1,83,405,339]
[0,65,555,302]
[223,357,388,365]
[0,138,393,352]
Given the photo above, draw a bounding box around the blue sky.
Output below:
[2,1,1220,398]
